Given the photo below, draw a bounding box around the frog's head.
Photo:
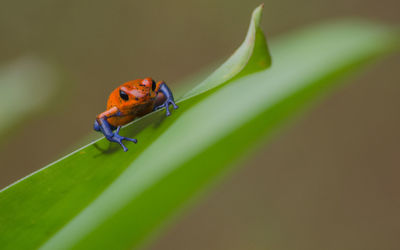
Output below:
[109,78,157,111]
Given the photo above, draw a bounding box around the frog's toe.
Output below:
[116,126,122,134]
[165,106,171,116]
[117,141,128,152]
[153,104,164,111]
[117,137,137,152]
[172,102,179,110]
[123,137,137,143]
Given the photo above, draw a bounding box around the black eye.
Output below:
[151,80,156,91]
[119,89,129,101]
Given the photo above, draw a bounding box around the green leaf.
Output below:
[0,5,398,250]
[183,4,271,99]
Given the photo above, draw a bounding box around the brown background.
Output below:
[0,0,399,249]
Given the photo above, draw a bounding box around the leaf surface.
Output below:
[0,6,398,250]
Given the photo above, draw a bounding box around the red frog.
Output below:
[94,77,178,151]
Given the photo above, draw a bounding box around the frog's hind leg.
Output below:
[94,120,101,131]
[94,120,116,131]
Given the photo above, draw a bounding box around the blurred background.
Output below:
[0,0,399,249]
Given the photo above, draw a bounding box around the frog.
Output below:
[94,77,178,151]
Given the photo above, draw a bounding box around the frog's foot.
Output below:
[154,99,179,116]
[107,126,137,152]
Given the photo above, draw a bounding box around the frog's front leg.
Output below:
[94,107,137,152]
[153,82,179,116]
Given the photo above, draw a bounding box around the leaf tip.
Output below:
[252,3,264,26]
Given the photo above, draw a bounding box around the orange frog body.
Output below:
[94,77,178,151]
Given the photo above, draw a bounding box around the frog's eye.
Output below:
[119,89,129,101]
[151,80,156,91]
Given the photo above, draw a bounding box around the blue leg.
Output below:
[94,120,101,131]
[94,117,137,152]
[153,83,179,116]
